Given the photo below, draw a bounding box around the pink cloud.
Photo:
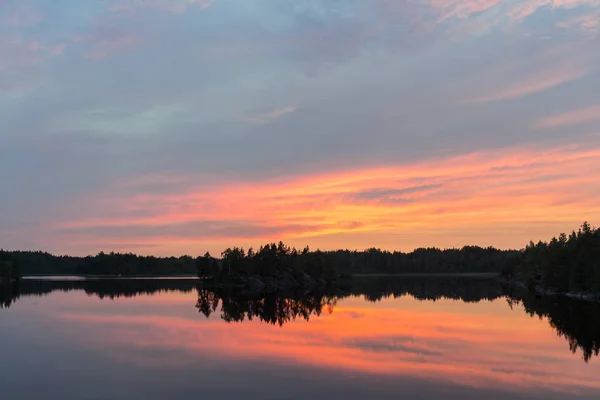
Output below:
[430,0,501,22]
[557,13,600,35]
[429,0,600,33]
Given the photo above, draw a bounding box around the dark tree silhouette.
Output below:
[504,222,600,295]
[0,250,21,282]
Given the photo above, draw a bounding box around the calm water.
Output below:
[1,277,599,400]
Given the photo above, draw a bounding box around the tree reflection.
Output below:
[0,278,198,306]
[2,277,600,362]
[196,288,337,326]
[504,286,600,362]
[0,281,20,309]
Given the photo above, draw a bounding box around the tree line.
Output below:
[3,222,598,291]
[502,222,600,295]
[198,242,520,281]
[5,251,197,276]
[0,250,21,282]
[3,245,520,278]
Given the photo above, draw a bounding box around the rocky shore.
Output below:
[502,277,600,302]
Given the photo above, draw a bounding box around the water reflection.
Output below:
[505,290,600,362]
[2,277,600,399]
[1,277,198,304]
[196,289,337,325]
[2,276,600,366]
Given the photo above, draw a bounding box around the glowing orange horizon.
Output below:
[50,143,600,256]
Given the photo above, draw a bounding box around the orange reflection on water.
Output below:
[49,292,600,397]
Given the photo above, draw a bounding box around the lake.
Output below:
[1,277,599,400]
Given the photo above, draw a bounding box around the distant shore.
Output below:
[22,272,499,280]
[352,272,500,278]
[22,274,199,279]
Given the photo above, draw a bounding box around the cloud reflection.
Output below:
[50,293,600,397]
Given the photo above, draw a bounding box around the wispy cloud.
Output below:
[536,105,600,128]
[429,0,600,37]
[84,34,138,60]
[464,61,590,103]
[557,13,600,35]
[110,0,214,15]
[431,0,502,23]
[73,24,139,60]
[1,2,42,27]
[240,106,297,124]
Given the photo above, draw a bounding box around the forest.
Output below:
[5,251,197,276]
[0,250,21,282]
[502,222,600,295]
[3,222,599,296]
[3,244,520,278]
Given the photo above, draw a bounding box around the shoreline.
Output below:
[23,272,500,279]
[352,272,500,278]
[502,279,600,302]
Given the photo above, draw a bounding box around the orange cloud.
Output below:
[52,143,600,255]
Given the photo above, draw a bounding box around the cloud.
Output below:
[57,220,325,242]
[0,36,67,92]
[2,0,600,256]
[556,13,600,35]
[110,0,214,15]
[79,28,139,60]
[464,60,591,103]
[240,106,297,124]
[431,0,502,23]
[427,0,600,37]
[1,1,42,27]
[44,143,600,255]
[432,0,600,21]
[536,105,600,128]
[348,184,444,204]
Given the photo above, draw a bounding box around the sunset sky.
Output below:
[1,0,600,256]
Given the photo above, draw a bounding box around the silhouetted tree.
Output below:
[506,222,600,294]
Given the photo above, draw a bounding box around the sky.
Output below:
[1,0,600,256]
